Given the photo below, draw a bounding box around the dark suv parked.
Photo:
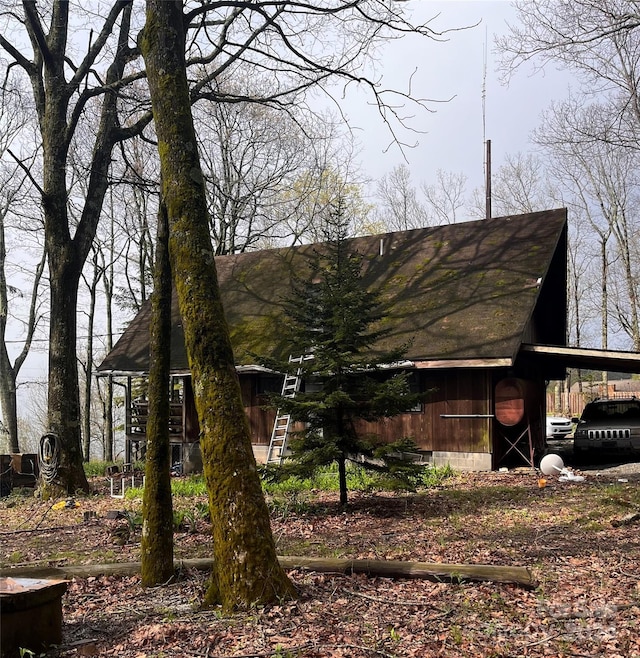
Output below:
[573,397,640,454]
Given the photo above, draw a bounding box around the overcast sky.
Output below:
[14,1,576,395]
[344,1,573,195]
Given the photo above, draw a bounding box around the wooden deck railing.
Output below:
[127,401,185,438]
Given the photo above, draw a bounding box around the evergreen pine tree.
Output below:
[264,204,426,505]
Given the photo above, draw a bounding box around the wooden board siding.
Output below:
[352,370,493,454]
[245,401,275,446]
[126,370,496,456]
[240,375,279,446]
[424,370,492,453]
[352,412,430,449]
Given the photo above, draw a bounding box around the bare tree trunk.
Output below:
[0,356,18,453]
[141,200,174,586]
[601,235,609,392]
[141,0,295,610]
[46,251,90,494]
[103,377,114,462]
[338,455,348,507]
[82,251,101,462]
[0,212,17,453]
[100,192,117,462]
[0,203,45,454]
[40,52,92,490]
[103,284,115,462]
[27,1,136,496]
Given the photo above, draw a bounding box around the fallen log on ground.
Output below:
[278,556,536,588]
[1,556,536,589]
[611,511,640,527]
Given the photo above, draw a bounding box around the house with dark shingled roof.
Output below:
[98,208,580,471]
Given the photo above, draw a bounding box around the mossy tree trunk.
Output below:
[14,1,138,497]
[141,200,174,586]
[140,0,296,610]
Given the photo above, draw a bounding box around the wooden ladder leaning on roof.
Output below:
[266,354,312,465]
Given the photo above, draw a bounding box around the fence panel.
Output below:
[546,392,586,417]
[547,388,640,417]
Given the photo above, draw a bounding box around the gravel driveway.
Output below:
[546,438,640,479]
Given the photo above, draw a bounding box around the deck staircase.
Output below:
[266,354,312,465]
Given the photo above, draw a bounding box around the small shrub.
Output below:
[7,550,24,564]
[124,510,143,529]
[266,491,311,520]
[173,510,186,530]
[421,463,455,487]
[182,508,200,533]
[124,486,143,500]
[84,460,120,477]
[171,475,206,497]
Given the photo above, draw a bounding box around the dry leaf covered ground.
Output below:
[1,465,640,658]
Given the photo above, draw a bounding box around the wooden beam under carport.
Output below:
[521,344,640,375]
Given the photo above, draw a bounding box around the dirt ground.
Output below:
[1,465,640,657]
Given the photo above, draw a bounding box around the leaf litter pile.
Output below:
[2,468,640,657]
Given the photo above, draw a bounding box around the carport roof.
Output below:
[522,344,640,375]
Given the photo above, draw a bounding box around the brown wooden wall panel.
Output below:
[247,403,276,446]
[156,370,497,454]
[122,367,548,464]
[352,413,429,448]
[182,377,200,441]
[426,370,492,454]
[345,370,492,454]
[238,377,270,446]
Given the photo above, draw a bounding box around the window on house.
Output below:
[407,371,423,412]
[256,374,285,396]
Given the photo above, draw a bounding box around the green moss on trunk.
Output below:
[141,200,175,586]
[141,0,295,610]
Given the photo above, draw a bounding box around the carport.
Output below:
[522,344,640,375]
[524,343,640,420]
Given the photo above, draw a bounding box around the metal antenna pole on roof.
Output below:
[485,139,492,220]
[482,30,492,220]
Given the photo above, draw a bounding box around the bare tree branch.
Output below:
[7,148,45,197]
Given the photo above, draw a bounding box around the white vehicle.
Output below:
[546,416,573,440]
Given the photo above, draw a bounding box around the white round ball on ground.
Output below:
[540,453,564,476]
